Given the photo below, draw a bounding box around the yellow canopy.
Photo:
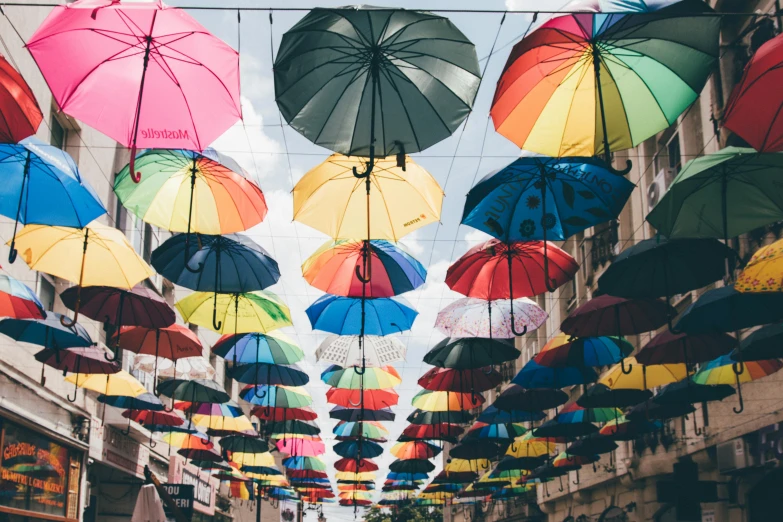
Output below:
[175,290,292,334]
[65,370,147,397]
[505,434,557,458]
[335,471,376,481]
[599,357,688,390]
[444,458,491,473]
[230,452,276,468]
[190,414,254,433]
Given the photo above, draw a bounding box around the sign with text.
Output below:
[162,483,194,522]
[168,455,216,515]
[102,425,149,479]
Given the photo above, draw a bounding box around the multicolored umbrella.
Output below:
[490,3,718,159]
[557,403,622,424]
[316,335,406,367]
[0,268,44,320]
[330,406,395,422]
[599,415,661,441]
[534,333,633,368]
[28,0,241,176]
[0,137,105,263]
[477,406,544,424]
[277,438,325,457]
[464,422,527,442]
[722,33,783,152]
[219,435,270,455]
[736,237,783,293]
[11,222,154,325]
[176,290,291,334]
[598,358,686,390]
[435,297,547,338]
[242,385,312,409]
[253,406,317,422]
[212,331,303,366]
[333,421,389,440]
[283,457,326,472]
[306,294,417,335]
[229,362,309,387]
[321,365,401,390]
[335,458,379,473]
[326,388,399,410]
[303,239,426,298]
[408,409,473,425]
[418,366,501,393]
[411,390,484,412]
[675,286,783,334]
[693,354,783,413]
[402,423,464,442]
[389,459,436,474]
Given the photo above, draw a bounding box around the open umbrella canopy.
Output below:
[411,390,484,412]
[0,269,44,320]
[254,406,318,422]
[647,148,783,240]
[321,365,401,389]
[303,239,426,298]
[533,417,599,439]
[425,338,520,369]
[330,406,395,422]
[598,358,687,390]
[123,409,184,427]
[218,435,269,454]
[242,385,312,408]
[0,54,41,142]
[534,333,633,368]
[402,423,463,442]
[464,422,527,441]
[732,324,783,362]
[408,409,474,425]
[435,297,547,338]
[490,2,718,158]
[675,285,783,334]
[446,240,578,299]
[306,294,418,335]
[98,392,163,412]
[735,237,783,293]
[477,406,545,424]
[723,33,783,152]
[462,157,635,242]
[176,290,292,334]
[693,355,783,385]
[152,233,278,293]
[493,385,568,412]
[600,415,662,441]
[576,383,652,409]
[335,458,379,473]
[191,415,254,434]
[334,421,389,440]
[229,362,309,387]
[390,441,441,460]
[163,432,212,449]
[265,420,320,437]
[0,137,105,262]
[66,370,147,397]
[558,403,622,424]
[334,439,383,459]
[0,312,92,350]
[654,380,735,405]
[496,456,548,472]
[597,236,735,299]
[61,285,175,331]
[115,324,202,362]
[512,359,597,389]
[287,469,328,479]
[35,346,119,376]
[389,459,436,474]
[316,335,406,367]
[326,388,399,410]
[294,155,443,241]
[418,366,502,393]
[277,438,325,457]
[626,399,695,422]
[637,330,737,366]
[157,378,230,404]
[561,295,673,337]
[212,331,303,365]
[283,456,327,472]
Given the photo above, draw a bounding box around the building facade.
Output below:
[447,2,783,522]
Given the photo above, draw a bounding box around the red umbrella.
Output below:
[417,366,501,393]
[114,324,202,393]
[335,458,378,472]
[251,406,318,422]
[446,240,577,299]
[0,55,42,142]
[27,0,241,182]
[402,423,463,441]
[339,499,372,507]
[122,408,184,436]
[326,388,399,409]
[636,330,737,366]
[286,469,329,479]
[723,33,783,152]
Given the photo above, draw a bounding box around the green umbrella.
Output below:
[274,7,481,175]
[647,148,783,241]
[321,365,401,390]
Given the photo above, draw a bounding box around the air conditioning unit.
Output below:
[647,168,675,209]
[717,438,756,474]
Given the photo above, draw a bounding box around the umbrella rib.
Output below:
[312,63,371,148]
[594,52,636,148]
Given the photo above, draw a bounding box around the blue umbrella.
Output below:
[0,137,106,263]
[97,392,164,411]
[333,439,384,459]
[305,294,418,335]
[477,405,545,424]
[675,285,783,334]
[229,362,309,387]
[151,232,280,288]
[211,332,304,365]
[512,359,597,389]
[0,311,93,350]
[387,472,428,481]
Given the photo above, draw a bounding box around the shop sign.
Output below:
[162,483,194,522]
[101,425,149,479]
[168,455,216,516]
[754,422,783,463]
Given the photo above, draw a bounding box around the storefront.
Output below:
[168,455,219,522]
[0,419,83,522]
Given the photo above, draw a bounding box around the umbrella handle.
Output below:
[693,411,703,436]
[149,433,157,448]
[212,305,223,331]
[66,376,79,403]
[253,387,267,399]
[121,415,132,436]
[510,320,527,337]
[353,365,366,375]
[620,357,633,375]
[7,241,17,264]
[183,235,204,273]
[558,476,564,492]
[61,297,80,327]
[733,373,744,414]
[129,146,142,183]
[572,469,579,485]
[355,264,371,284]
[347,396,362,407]
[605,159,632,176]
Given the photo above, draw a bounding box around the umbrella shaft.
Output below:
[592,51,611,164]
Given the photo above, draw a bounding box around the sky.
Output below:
[169,1,572,519]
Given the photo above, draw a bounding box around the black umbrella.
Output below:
[732,323,783,362]
[449,441,506,460]
[495,456,547,472]
[329,406,395,422]
[493,385,568,412]
[431,470,476,484]
[407,409,473,425]
[566,434,618,457]
[577,383,652,409]
[218,435,269,454]
[425,337,520,368]
[477,405,546,424]
[654,380,735,405]
[229,362,309,387]
[626,400,695,422]
[157,378,230,403]
[389,459,435,474]
[533,418,598,439]
[676,286,783,334]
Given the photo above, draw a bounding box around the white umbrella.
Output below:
[133,355,216,380]
[435,297,548,339]
[315,335,406,367]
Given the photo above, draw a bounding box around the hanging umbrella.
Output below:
[327,388,399,410]
[114,324,202,392]
[506,434,557,459]
[390,441,441,460]
[637,330,736,366]
[0,54,41,142]
[157,378,230,404]
[732,324,783,362]
[254,406,318,422]
[277,438,325,457]
[11,222,154,325]
[193,415,255,434]
[176,290,291,334]
[0,268,44,320]
[283,457,326,472]
[464,423,527,442]
[408,409,474,425]
[287,469,328,479]
[175,400,244,419]
[303,239,426,298]
[490,2,718,160]
[598,358,686,390]
[334,440,383,459]
[389,460,435,474]
[65,370,147,403]
[219,436,269,454]
[98,392,163,412]
[330,406,395,422]
[418,367,502,393]
[35,346,119,394]
[693,354,782,413]
[0,137,105,263]
[626,399,695,422]
[425,337,520,368]
[576,383,651,409]
[212,331,303,365]
[133,355,216,380]
[28,0,241,179]
[534,333,634,369]
[61,285,175,355]
[151,233,277,292]
[736,237,783,293]
[123,409,184,428]
[229,362,309,387]
[178,447,222,462]
[293,155,443,241]
[265,420,320,437]
[557,403,623,424]
[321,365,401,389]
[654,380,735,405]
[561,295,673,338]
[445,459,492,474]
[306,295,418,335]
[335,459,378,473]
[599,415,661,441]
[334,421,389,440]
[512,359,597,389]
[722,33,783,152]
[336,471,376,483]
[493,385,568,412]
[647,148,783,241]
[477,406,545,424]
[401,424,464,442]
[446,239,578,299]
[316,335,406,367]
[435,298,547,339]
[411,390,484,412]
[276,7,479,163]
[533,418,598,439]
[675,285,783,334]
[242,385,312,409]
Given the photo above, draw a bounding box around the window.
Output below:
[667,133,682,174]
[37,273,55,311]
[50,114,67,150]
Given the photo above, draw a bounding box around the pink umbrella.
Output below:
[27,0,241,182]
[276,437,325,457]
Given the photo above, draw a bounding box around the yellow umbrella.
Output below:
[230,452,276,468]
[175,290,292,334]
[505,434,556,458]
[293,154,443,241]
[444,458,491,473]
[65,370,147,396]
[599,357,687,390]
[11,223,154,325]
[335,471,376,482]
[736,238,783,292]
[190,414,254,433]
